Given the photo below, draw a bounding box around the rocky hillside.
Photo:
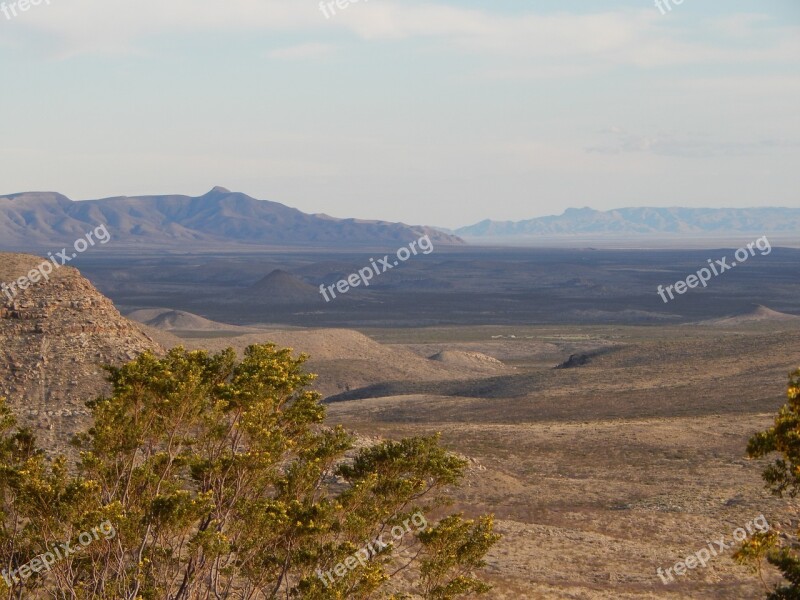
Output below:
[0,253,163,450]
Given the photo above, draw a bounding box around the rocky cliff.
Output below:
[0,253,163,451]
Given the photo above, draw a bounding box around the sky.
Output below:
[0,0,798,228]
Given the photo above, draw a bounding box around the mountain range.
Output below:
[0,187,463,250]
[455,207,800,239]
[2,189,798,250]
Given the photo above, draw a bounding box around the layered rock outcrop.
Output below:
[0,253,163,451]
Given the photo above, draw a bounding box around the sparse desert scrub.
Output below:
[0,345,498,599]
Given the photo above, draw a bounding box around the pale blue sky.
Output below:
[0,0,798,227]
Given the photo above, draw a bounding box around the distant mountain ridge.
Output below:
[0,187,463,250]
[456,207,800,238]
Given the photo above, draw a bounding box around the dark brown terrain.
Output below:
[60,244,800,330]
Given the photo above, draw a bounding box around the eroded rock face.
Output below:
[0,253,163,452]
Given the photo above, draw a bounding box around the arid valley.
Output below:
[2,245,799,598]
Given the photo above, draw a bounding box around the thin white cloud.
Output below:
[587,128,800,158]
[710,13,774,37]
[0,0,319,57]
[266,42,334,60]
[1,0,796,71]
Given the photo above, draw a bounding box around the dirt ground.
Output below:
[325,322,800,599]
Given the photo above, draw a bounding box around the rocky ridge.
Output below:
[0,253,163,450]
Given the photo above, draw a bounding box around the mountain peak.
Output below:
[208,186,232,195]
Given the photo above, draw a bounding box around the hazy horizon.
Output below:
[1,0,798,227]
[4,187,800,235]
